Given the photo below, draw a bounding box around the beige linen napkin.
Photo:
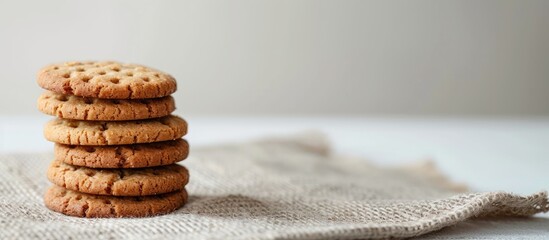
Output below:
[0,133,547,239]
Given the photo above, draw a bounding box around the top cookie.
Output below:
[37,61,177,99]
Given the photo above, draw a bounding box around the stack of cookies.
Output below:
[36,61,189,218]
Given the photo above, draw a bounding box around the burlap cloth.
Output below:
[0,133,547,239]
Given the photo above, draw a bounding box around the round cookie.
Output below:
[44,115,187,145]
[44,186,187,218]
[47,160,189,196]
[38,91,176,121]
[55,139,189,168]
[37,61,177,99]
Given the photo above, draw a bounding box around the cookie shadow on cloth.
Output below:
[181,195,273,218]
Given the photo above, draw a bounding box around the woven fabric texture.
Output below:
[0,133,547,239]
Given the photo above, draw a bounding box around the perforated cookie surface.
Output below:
[44,115,188,145]
[37,61,177,99]
[55,139,189,168]
[47,160,189,196]
[44,186,187,218]
[38,91,175,121]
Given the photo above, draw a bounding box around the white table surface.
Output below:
[1,115,548,238]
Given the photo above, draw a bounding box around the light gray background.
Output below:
[1,0,548,116]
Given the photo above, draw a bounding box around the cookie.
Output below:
[38,91,175,121]
[44,186,187,218]
[55,139,189,168]
[37,61,177,99]
[47,160,189,196]
[44,115,187,145]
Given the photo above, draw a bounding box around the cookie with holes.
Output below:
[47,159,189,196]
[44,115,187,145]
[44,185,188,218]
[38,91,176,121]
[37,61,177,99]
[55,139,189,168]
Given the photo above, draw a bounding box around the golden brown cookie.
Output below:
[47,160,189,196]
[37,61,177,99]
[55,139,189,168]
[44,186,187,218]
[44,115,187,145]
[37,91,176,121]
